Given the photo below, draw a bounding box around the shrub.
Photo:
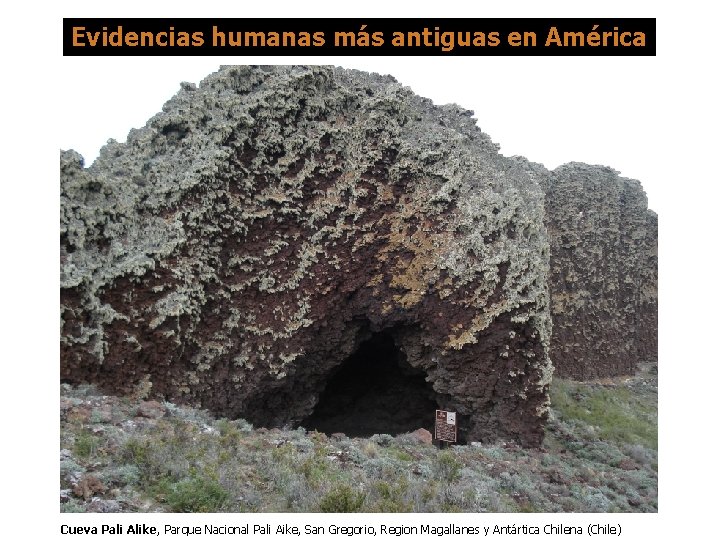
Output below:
[318,484,366,512]
[74,432,100,459]
[370,434,394,447]
[388,448,414,462]
[121,438,150,468]
[362,442,378,458]
[299,454,329,487]
[434,450,462,483]
[162,476,229,512]
[368,479,412,512]
[61,500,86,513]
[569,485,611,512]
[365,457,404,479]
[100,464,141,487]
[60,456,84,483]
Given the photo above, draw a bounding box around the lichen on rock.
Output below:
[536,162,658,379]
[60,65,655,448]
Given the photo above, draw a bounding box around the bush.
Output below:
[299,453,329,487]
[318,484,365,512]
[434,451,462,483]
[368,480,412,512]
[74,432,100,459]
[162,476,229,513]
[121,438,149,467]
[61,500,86,513]
[370,434,394,447]
[100,465,141,487]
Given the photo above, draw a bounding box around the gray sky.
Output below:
[60,56,664,212]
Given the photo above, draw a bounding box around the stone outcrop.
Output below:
[60,66,553,446]
[537,163,658,379]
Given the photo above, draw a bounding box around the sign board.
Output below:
[435,409,457,443]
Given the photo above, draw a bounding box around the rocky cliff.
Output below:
[537,163,658,379]
[60,66,553,446]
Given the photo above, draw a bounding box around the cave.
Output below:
[60,66,557,447]
[303,331,440,437]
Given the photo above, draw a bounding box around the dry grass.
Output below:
[60,364,657,513]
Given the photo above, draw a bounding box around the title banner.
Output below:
[63,18,656,56]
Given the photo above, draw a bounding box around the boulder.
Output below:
[60,66,552,446]
[409,428,433,445]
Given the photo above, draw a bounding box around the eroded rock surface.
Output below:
[60,66,553,446]
[528,162,658,379]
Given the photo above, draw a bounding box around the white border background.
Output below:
[2,1,718,537]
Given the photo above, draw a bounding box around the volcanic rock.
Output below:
[409,428,433,445]
[60,65,552,446]
[135,400,166,419]
[73,474,105,501]
[520,161,658,379]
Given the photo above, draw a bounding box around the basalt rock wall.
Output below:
[529,162,658,379]
[60,66,553,446]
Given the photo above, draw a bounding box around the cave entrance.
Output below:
[303,330,439,437]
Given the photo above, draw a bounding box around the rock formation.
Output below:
[60,66,553,446]
[536,163,658,379]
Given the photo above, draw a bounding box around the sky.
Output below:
[60,56,665,211]
[3,0,720,537]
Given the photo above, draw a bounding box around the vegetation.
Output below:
[550,378,657,449]
[155,476,229,513]
[318,485,366,513]
[60,363,657,512]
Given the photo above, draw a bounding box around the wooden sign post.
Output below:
[435,409,457,443]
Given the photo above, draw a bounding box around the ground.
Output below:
[60,363,657,513]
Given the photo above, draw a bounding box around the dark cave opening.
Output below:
[303,331,440,437]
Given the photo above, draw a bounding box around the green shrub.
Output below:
[369,479,412,512]
[297,445,332,488]
[100,465,141,487]
[74,432,100,459]
[318,484,365,512]
[162,476,229,512]
[271,443,297,464]
[370,434,393,447]
[121,438,150,468]
[388,448,414,462]
[434,451,462,483]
